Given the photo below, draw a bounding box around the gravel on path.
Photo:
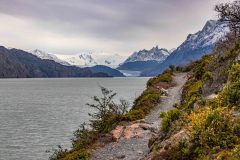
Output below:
[92,73,187,160]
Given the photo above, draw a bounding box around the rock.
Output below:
[133,119,146,124]
[236,54,240,62]
[111,122,151,140]
[148,133,158,148]
[98,134,116,145]
[139,123,152,130]
[144,153,154,160]
[111,126,125,140]
[116,154,126,159]
[123,123,142,139]
[137,150,144,155]
[193,102,198,110]
[160,88,168,96]
[206,93,218,99]
[233,111,240,116]
[153,129,190,159]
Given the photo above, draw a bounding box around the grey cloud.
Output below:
[0,0,233,55]
[0,1,200,36]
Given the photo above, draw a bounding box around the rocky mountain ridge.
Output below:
[142,20,229,76]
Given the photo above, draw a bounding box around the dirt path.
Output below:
[92,73,187,160]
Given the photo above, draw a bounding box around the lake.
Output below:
[0,77,149,160]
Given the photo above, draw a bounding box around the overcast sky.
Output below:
[0,0,233,56]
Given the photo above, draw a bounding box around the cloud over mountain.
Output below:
[0,0,233,55]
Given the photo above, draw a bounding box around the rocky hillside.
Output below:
[142,20,230,76]
[0,46,110,78]
[49,30,240,160]
[146,33,240,159]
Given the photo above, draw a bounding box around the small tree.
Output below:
[50,87,130,159]
[87,87,129,133]
[215,1,240,36]
[169,65,175,72]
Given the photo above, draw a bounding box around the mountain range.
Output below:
[0,19,229,78]
[29,20,229,77]
[0,47,124,78]
[117,46,170,71]
[32,50,126,68]
[141,20,229,76]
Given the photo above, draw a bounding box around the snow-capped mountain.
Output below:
[176,20,229,52]
[124,46,169,63]
[55,53,97,67]
[31,49,125,77]
[32,50,127,68]
[169,48,176,53]
[96,54,127,68]
[32,49,70,66]
[142,20,230,76]
[117,46,170,72]
[55,52,126,68]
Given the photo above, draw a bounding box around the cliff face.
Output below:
[0,46,109,78]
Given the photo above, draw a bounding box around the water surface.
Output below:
[0,77,148,160]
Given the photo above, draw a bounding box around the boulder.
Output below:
[160,88,168,96]
[151,129,190,159]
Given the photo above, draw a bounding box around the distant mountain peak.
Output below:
[203,20,217,31]
[177,20,229,52]
[124,46,170,63]
[32,49,70,66]
[117,46,170,72]
[169,48,176,53]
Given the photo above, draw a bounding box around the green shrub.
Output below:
[86,87,129,133]
[132,88,161,115]
[169,65,176,72]
[202,71,213,81]
[147,71,173,86]
[182,80,203,100]
[181,80,203,110]
[192,55,212,80]
[123,109,145,121]
[49,146,90,160]
[220,82,240,108]
[72,123,98,148]
[186,107,240,157]
[160,109,181,133]
[228,63,240,83]
[215,144,240,160]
